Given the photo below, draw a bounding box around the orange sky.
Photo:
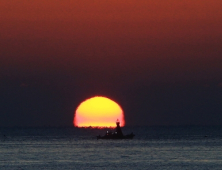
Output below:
[1,0,222,82]
[0,0,222,126]
[1,0,221,43]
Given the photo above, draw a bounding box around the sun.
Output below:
[73,96,125,127]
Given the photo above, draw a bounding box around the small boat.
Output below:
[97,120,135,139]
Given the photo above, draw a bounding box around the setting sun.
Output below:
[73,96,125,127]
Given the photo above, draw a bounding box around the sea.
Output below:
[1,126,222,170]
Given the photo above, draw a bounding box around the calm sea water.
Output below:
[1,126,222,170]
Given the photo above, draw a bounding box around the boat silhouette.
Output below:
[97,120,135,139]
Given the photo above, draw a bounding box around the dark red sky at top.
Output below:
[0,0,222,126]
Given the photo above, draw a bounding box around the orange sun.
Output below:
[73,96,125,127]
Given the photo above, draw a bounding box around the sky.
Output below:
[0,0,222,127]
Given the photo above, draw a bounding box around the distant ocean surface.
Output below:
[1,126,222,170]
